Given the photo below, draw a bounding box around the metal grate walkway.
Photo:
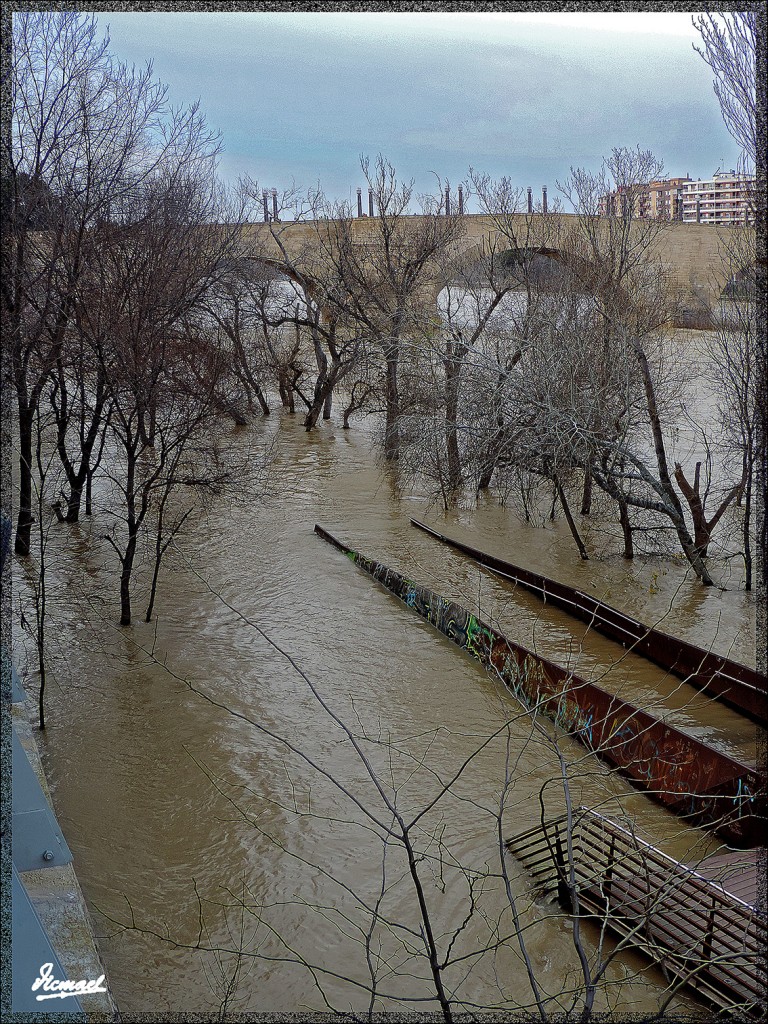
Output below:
[507,808,766,1017]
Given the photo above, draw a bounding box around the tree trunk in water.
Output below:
[15,405,34,556]
[478,390,505,491]
[146,535,163,623]
[674,520,714,584]
[674,462,710,554]
[304,371,337,430]
[38,663,46,730]
[281,377,295,414]
[65,479,84,522]
[307,332,329,431]
[85,471,93,517]
[444,362,462,493]
[632,341,713,583]
[304,404,322,431]
[477,457,495,490]
[618,496,634,559]
[254,386,270,416]
[120,453,138,625]
[674,460,744,558]
[120,536,136,626]
[581,470,593,516]
[743,473,752,591]
[555,478,589,560]
[384,353,400,461]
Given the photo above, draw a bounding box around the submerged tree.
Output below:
[5,12,206,554]
[310,156,465,460]
[94,168,250,625]
[396,150,746,580]
[555,149,721,581]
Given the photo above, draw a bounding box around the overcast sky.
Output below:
[92,9,740,208]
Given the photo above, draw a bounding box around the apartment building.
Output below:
[680,171,755,225]
[600,177,690,219]
[644,177,691,220]
[599,170,755,225]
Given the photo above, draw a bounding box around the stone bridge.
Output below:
[235,213,752,323]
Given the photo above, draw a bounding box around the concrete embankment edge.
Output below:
[11,698,119,1021]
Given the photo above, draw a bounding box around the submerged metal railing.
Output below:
[315,525,765,847]
[410,518,767,724]
[507,807,766,1017]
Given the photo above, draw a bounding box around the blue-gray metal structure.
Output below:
[2,646,27,703]
[12,728,73,871]
[11,865,84,1014]
[2,502,84,1014]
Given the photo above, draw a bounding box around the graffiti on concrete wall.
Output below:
[316,526,765,847]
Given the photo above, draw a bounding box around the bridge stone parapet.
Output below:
[235,214,751,324]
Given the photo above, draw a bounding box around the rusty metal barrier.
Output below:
[410,519,767,725]
[315,525,765,848]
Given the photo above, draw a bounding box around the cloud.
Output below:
[95,11,742,198]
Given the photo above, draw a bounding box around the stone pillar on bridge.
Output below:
[357,188,363,217]
[445,186,450,215]
[527,187,533,214]
[542,186,548,213]
[262,190,269,222]
[458,185,464,215]
[272,189,279,222]
[368,188,374,217]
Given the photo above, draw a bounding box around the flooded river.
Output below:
[28,404,758,1017]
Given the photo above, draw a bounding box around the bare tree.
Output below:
[693,12,758,173]
[556,150,718,581]
[4,12,193,554]
[199,262,274,423]
[14,402,62,729]
[92,162,249,624]
[238,186,369,429]
[704,228,759,588]
[433,239,525,498]
[408,152,736,578]
[307,156,465,460]
[693,12,763,599]
[465,171,569,493]
[49,270,114,522]
[396,238,525,506]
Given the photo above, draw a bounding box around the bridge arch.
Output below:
[237,255,322,304]
[437,242,624,314]
[720,261,757,301]
[495,246,596,292]
[237,215,753,324]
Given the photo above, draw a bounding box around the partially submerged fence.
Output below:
[315,525,765,847]
[410,519,767,724]
[507,807,766,1017]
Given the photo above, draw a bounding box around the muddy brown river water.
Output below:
[27,403,759,1017]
